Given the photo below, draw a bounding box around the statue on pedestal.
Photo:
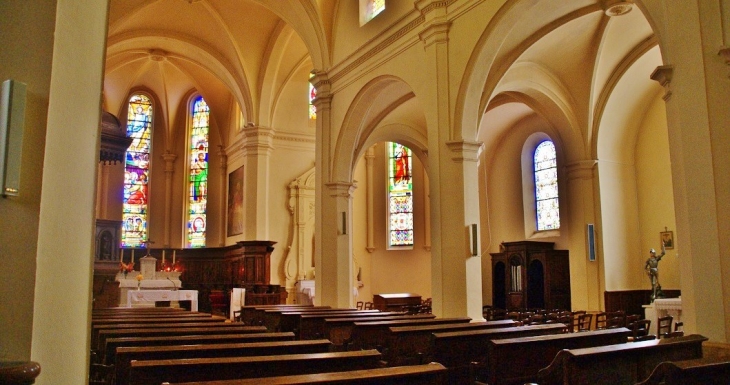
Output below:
[645,241,666,302]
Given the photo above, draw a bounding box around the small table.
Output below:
[127,290,198,312]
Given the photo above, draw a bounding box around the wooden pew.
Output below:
[115,339,332,385]
[348,317,472,351]
[263,308,366,332]
[635,357,730,385]
[128,349,383,385]
[240,305,325,325]
[385,320,517,366]
[104,332,295,365]
[99,325,266,361]
[162,362,449,385]
[534,334,707,385]
[92,319,228,350]
[298,311,407,340]
[483,327,631,385]
[92,312,213,321]
[92,315,223,325]
[324,314,437,347]
[431,323,569,385]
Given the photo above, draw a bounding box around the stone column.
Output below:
[242,125,274,240]
[217,145,227,246]
[365,147,375,253]
[162,152,177,248]
[644,0,729,342]
[322,182,356,309]
[565,160,600,311]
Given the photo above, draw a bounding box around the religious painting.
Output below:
[227,166,244,236]
[660,230,674,250]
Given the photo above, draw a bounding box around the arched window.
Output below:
[309,73,316,120]
[359,0,385,25]
[122,94,153,248]
[188,96,209,248]
[534,140,560,230]
[387,142,413,248]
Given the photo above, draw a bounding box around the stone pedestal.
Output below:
[642,303,657,336]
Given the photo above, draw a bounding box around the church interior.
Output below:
[1,0,729,383]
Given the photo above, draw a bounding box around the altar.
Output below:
[127,290,198,311]
[116,255,184,307]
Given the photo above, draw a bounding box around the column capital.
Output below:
[565,160,597,180]
[446,140,483,162]
[650,64,674,101]
[242,125,275,155]
[325,181,357,198]
[719,46,730,78]
[162,151,177,172]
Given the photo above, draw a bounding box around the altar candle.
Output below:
[120,248,124,263]
[162,249,166,264]
[132,248,135,264]
[172,249,176,265]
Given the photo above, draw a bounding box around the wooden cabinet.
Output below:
[491,241,570,311]
[236,240,286,305]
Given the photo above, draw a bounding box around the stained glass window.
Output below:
[309,73,317,120]
[534,140,560,230]
[188,96,209,248]
[388,142,413,247]
[122,94,152,248]
[359,0,385,25]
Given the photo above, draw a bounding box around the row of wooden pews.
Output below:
[92,305,726,385]
[91,304,452,384]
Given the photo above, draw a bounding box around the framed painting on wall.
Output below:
[660,230,674,250]
[227,166,244,236]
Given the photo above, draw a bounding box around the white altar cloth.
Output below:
[295,280,315,305]
[127,290,198,312]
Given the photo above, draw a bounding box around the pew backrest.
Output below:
[635,358,730,385]
[536,334,707,385]
[129,349,383,385]
[160,362,448,385]
[115,339,332,385]
[348,317,472,351]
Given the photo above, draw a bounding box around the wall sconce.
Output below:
[0,79,27,197]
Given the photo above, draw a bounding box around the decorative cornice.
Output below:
[650,65,674,101]
[330,15,425,84]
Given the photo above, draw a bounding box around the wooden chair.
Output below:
[577,313,593,332]
[658,315,674,338]
[363,301,374,310]
[595,312,608,329]
[89,363,114,384]
[605,310,626,328]
[208,290,228,316]
[570,310,586,332]
[629,319,656,341]
[356,301,364,310]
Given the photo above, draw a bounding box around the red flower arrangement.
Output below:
[119,261,135,278]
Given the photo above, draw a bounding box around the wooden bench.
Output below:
[92,315,223,325]
[161,362,448,385]
[323,314,437,346]
[430,323,569,384]
[635,357,730,385]
[348,317,472,351]
[534,334,707,385]
[298,311,405,340]
[95,323,260,352]
[264,308,365,332]
[483,327,631,385]
[92,320,229,350]
[104,332,295,365]
[115,339,332,385]
[241,305,325,325]
[92,312,213,321]
[128,349,383,385]
[385,320,517,366]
